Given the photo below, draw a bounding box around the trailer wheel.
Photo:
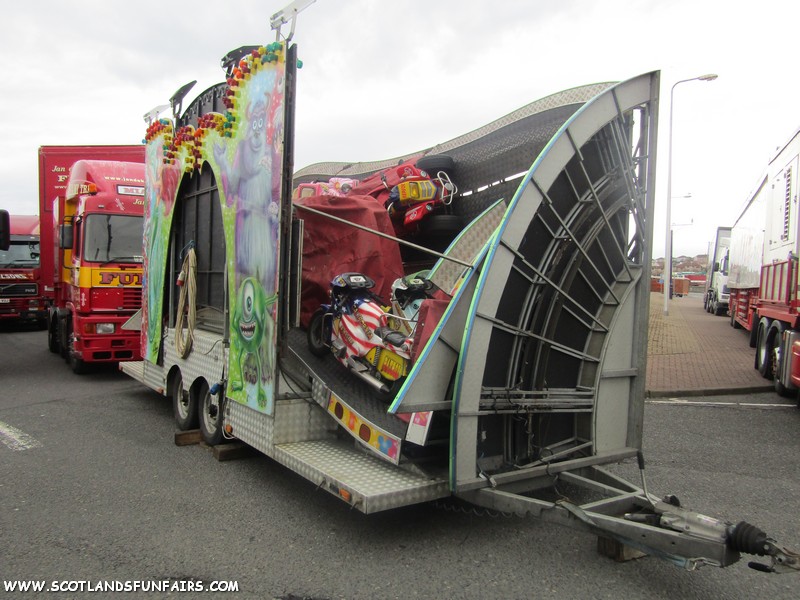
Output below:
[713,301,726,316]
[198,381,223,446]
[730,308,741,329]
[755,317,774,378]
[307,309,330,358]
[748,313,758,348]
[769,322,792,397]
[171,370,197,430]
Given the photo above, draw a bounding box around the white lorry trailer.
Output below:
[121,5,799,575]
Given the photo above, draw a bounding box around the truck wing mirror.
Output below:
[0,209,8,251]
[714,261,720,272]
[59,224,73,250]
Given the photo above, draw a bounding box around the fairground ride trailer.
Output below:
[122,5,799,576]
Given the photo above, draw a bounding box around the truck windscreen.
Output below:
[82,214,143,263]
[0,239,40,267]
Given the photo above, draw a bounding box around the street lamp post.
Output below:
[663,73,718,316]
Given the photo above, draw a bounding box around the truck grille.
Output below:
[123,287,142,310]
[0,283,37,297]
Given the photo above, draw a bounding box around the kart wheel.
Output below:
[198,381,223,446]
[307,309,330,357]
[415,154,454,175]
[419,214,464,236]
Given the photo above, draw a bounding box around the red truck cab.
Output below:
[50,160,145,372]
[0,215,47,327]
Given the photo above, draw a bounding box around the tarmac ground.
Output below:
[646,291,774,397]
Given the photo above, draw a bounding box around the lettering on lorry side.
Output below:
[1,274,32,280]
[99,272,142,286]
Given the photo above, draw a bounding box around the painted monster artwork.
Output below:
[141,42,287,416]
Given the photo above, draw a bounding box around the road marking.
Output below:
[0,421,43,451]
[647,399,795,409]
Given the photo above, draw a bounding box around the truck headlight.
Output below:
[95,323,115,334]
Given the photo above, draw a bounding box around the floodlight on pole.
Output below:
[663,74,718,316]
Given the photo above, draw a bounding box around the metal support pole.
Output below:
[663,74,717,316]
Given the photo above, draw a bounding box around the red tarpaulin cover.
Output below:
[296,194,405,328]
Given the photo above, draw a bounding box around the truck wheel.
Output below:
[59,318,71,360]
[755,317,774,378]
[714,302,726,316]
[730,309,741,329]
[48,317,60,354]
[69,338,89,375]
[307,309,330,357]
[172,370,197,430]
[198,381,224,446]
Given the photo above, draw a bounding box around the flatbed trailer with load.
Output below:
[121,4,799,576]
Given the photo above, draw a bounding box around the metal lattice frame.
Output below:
[453,72,659,491]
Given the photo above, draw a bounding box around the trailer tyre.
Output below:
[172,370,197,430]
[755,317,774,378]
[769,322,792,397]
[307,309,331,358]
[198,381,224,446]
[730,308,741,329]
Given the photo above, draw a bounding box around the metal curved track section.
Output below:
[452,72,660,490]
[293,83,614,223]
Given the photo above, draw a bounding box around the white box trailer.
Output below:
[122,8,798,575]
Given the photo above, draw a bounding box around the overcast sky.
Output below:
[2,0,798,258]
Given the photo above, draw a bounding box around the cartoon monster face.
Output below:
[234,277,266,352]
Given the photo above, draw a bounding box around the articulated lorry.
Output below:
[0,214,47,327]
[39,145,146,372]
[727,127,800,397]
[121,5,798,575]
[704,226,731,316]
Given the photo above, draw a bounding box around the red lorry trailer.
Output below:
[39,146,146,373]
[0,214,47,326]
[726,127,800,398]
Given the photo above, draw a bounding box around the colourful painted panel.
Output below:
[142,42,287,416]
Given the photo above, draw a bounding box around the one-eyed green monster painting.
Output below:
[230,277,276,411]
